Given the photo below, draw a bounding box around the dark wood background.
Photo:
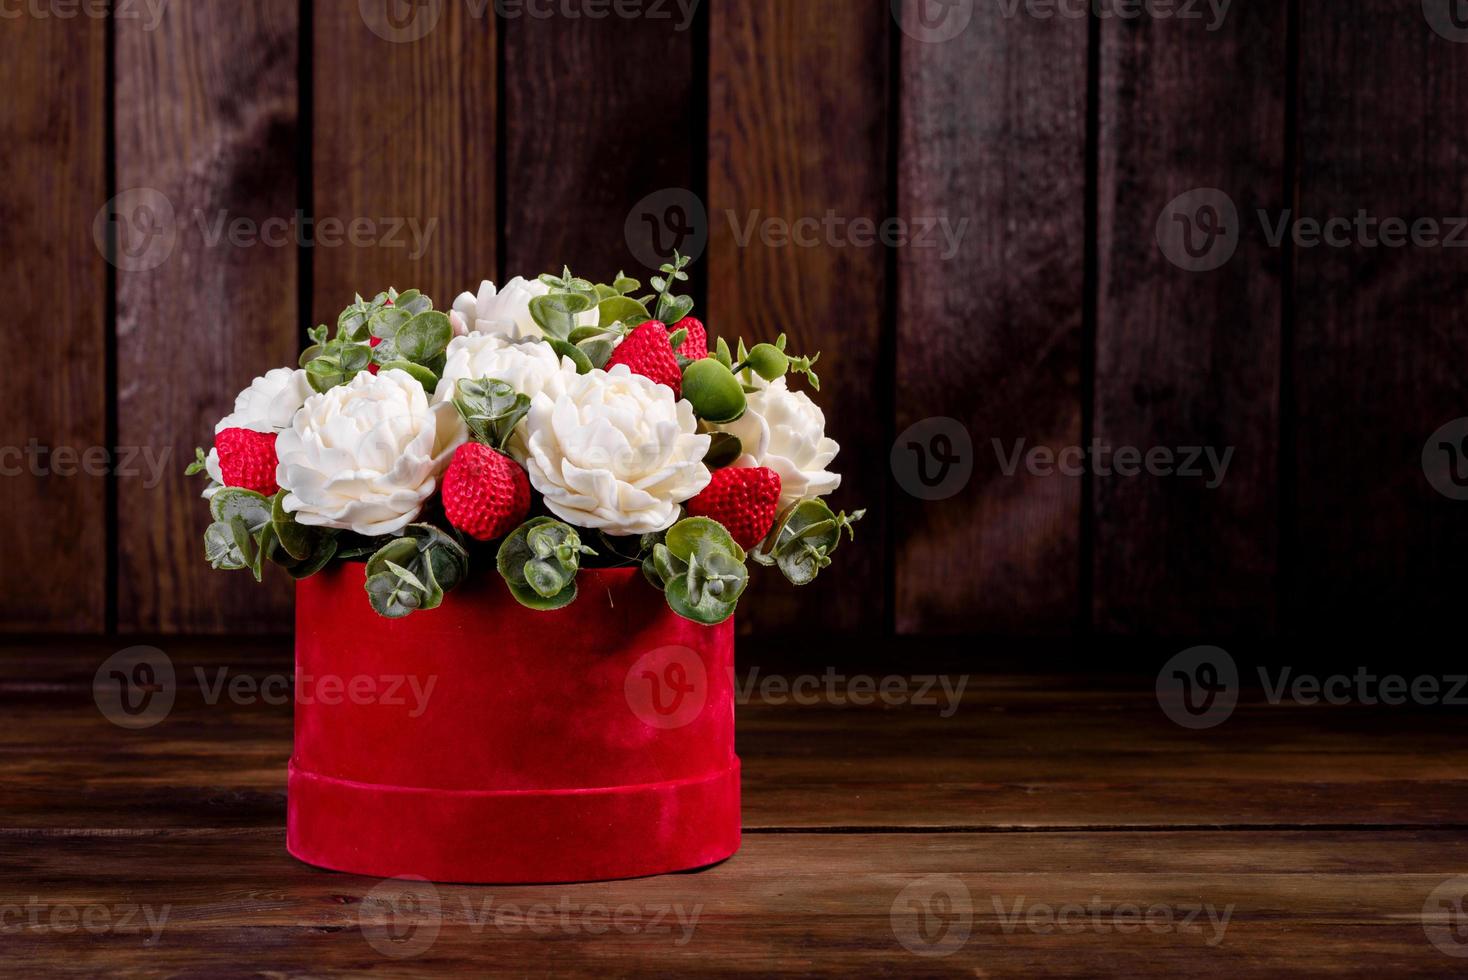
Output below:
[3,0,1466,640]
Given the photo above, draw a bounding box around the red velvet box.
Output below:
[286,563,741,883]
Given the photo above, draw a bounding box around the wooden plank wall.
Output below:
[3,0,1467,639]
[0,9,108,632]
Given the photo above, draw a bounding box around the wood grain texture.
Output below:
[115,0,300,632]
[1292,1,1468,635]
[1094,4,1286,634]
[312,0,497,321]
[9,638,1468,832]
[502,5,695,278]
[0,12,107,631]
[894,0,1088,634]
[5,637,1468,973]
[707,0,891,635]
[0,829,1463,976]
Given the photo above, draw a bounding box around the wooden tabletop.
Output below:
[3,638,1467,977]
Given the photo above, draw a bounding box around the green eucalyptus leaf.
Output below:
[547,337,593,375]
[578,338,616,370]
[285,535,339,579]
[204,520,249,571]
[665,516,745,564]
[528,293,592,342]
[211,488,272,534]
[453,378,530,450]
[568,326,609,345]
[395,311,453,363]
[703,432,743,469]
[496,516,593,611]
[598,295,651,329]
[368,305,412,340]
[380,360,439,393]
[271,492,315,562]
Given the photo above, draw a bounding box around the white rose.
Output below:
[432,333,580,457]
[449,276,597,342]
[203,367,312,498]
[275,369,467,536]
[714,377,841,510]
[523,365,712,536]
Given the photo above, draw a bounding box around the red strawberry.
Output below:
[215,428,280,497]
[686,467,781,550]
[441,442,531,542]
[669,316,708,360]
[606,321,682,396]
[367,335,383,375]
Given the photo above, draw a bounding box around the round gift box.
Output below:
[286,563,741,884]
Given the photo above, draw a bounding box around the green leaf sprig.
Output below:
[363,524,469,618]
[642,517,749,625]
[452,377,531,451]
[496,516,596,610]
[751,500,864,586]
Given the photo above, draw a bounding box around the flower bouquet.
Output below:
[190,254,862,882]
